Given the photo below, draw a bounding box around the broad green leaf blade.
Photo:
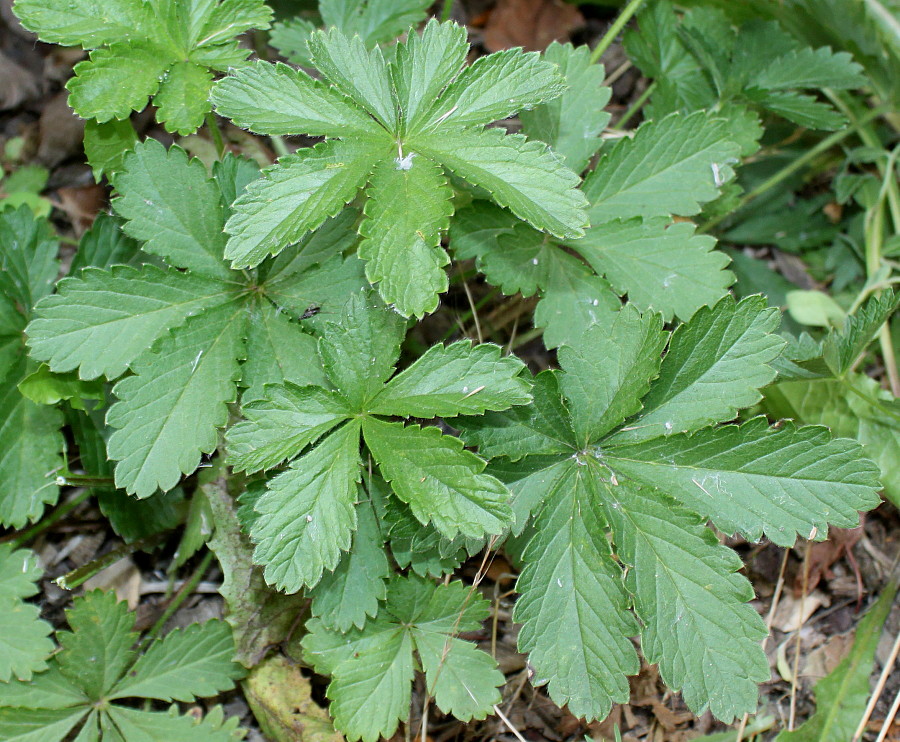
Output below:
[193,0,272,47]
[382,497,471,577]
[303,614,401,677]
[269,18,315,66]
[224,138,390,269]
[113,140,231,280]
[423,48,566,130]
[0,206,59,311]
[514,462,640,720]
[558,306,667,445]
[109,621,243,702]
[454,370,577,460]
[309,501,390,631]
[240,302,327,402]
[67,45,169,122]
[412,127,588,239]
[320,0,431,47]
[362,417,512,539]
[388,575,491,636]
[260,209,360,283]
[250,420,362,592]
[68,213,143,274]
[822,290,899,378]
[0,362,63,528]
[371,340,531,417]
[26,266,231,380]
[751,46,866,91]
[605,484,768,722]
[611,296,784,443]
[0,707,88,742]
[520,42,612,172]
[0,661,89,709]
[0,544,53,681]
[393,20,468,134]
[569,218,734,322]
[106,301,246,497]
[413,632,502,720]
[747,90,847,130]
[307,27,397,130]
[226,384,350,473]
[104,705,240,742]
[605,418,882,546]
[327,630,413,742]
[357,154,453,317]
[12,0,152,47]
[583,111,740,223]
[318,292,407,411]
[764,374,900,507]
[83,119,138,182]
[211,60,382,138]
[57,591,137,700]
[776,582,897,742]
[152,61,213,135]
[488,455,573,535]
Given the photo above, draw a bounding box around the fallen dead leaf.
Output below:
[483,0,583,52]
[772,589,831,633]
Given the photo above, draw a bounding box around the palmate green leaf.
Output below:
[11,0,153,47]
[363,417,512,539]
[109,621,243,702]
[0,707,88,742]
[0,206,59,311]
[191,0,273,48]
[320,0,431,47]
[822,290,899,378]
[582,111,740,223]
[605,484,768,722]
[610,296,783,443]
[412,127,588,239]
[776,583,897,742]
[0,661,88,709]
[210,60,382,138]
[69,213,143,274]
[224,137,391,269]
[514,462,640,720]
[309,502,390,631]
[226,384,350,473]
[260,209,359,282]
[0,544,53,682]
[83,119,138,181]
[112,140,230,280]
[26,266,232,380]
[250,420,362,592]
[605,418,882,546]
[151,61,213,135]
[104,705,241,742]
[520,42,612,173]
[750,45,866,91]
[269,18,315,66]
[557,306,667,445]
[371,340,531,418]
[357,154,453,317]
[568,217,734,322]
[106,301,246,497]
[745,89,847,130]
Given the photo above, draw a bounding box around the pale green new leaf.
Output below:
[152,61,214,135]
[250,420,362,592]
[67,45,168,122]
[307,27,397,130]
[0,544,53,681]
[606,484,768,721]
[569,218,733,322]
[0,707,88,742]
[109,621,242,702]
[26,266,232,380]
[362,417,512,538]
[520,42,612,172]
[12,0,152,48]
[112,140,230,280]
[605,418,882,545]
[610,296,783,442]
[309,502,390,631]
[56,591,136,700]
[412,127,588,239]
[751,46,866,91]
[583,111,740,222]
[423,48,566,130]
[210,60,382,138]
[371,340,531,418]
[106,302,246,497]
[557,306,667,445]
[514,462,639,720]
[226,384,350,473]
[357,154,454,317]
[224,138,390,269]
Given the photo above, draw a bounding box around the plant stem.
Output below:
[143,549,215,645]
[58,474,115,487]
[616,80,656,130]
[9,489,93,549]
[56,532,168,590]
[440,0,454,23]
[270,135,291,159]
[205,111,226,159]
[700,105,888,233]
[589,0,645,65]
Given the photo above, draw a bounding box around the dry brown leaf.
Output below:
[483,0,583,52]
